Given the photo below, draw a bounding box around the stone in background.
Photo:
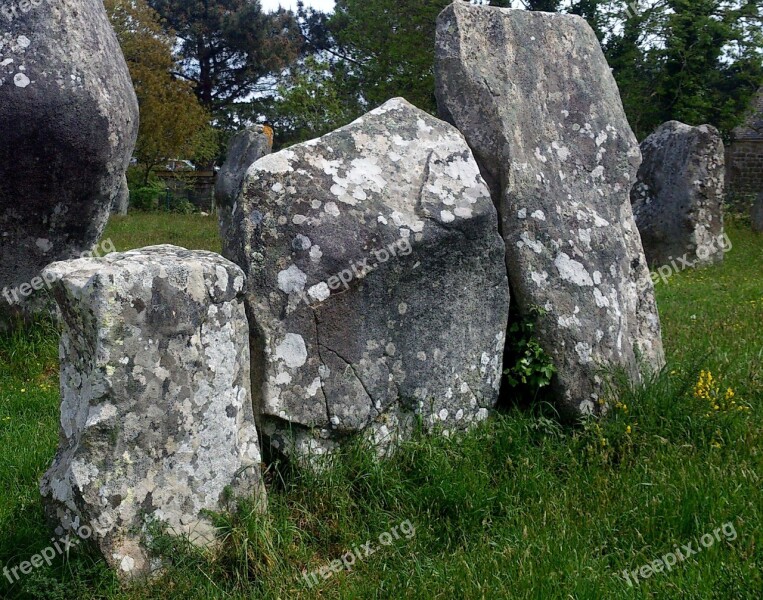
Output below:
[631,121,726,268]
[0,0,138,328]
[216,125,274,244]
[112,175,130,216]
[40,246,265,579]
[435,3,664,418]
[752,193,763,233]
[223,98,510,462]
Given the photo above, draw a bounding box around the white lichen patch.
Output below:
[14,72,30,88]
[575,341,593,364]
[531,270,548,286]
[274,333,308,369]
[554,252,593,286]
[519,232,544,254]
[252,150,296,175]
[324,202,340,217]
[277,265,307,294]
[308,282,330,302]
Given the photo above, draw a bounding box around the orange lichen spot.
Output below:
[262,124,274,147]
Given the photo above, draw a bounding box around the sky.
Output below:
[260,0,335,13]
[259,1,534,15]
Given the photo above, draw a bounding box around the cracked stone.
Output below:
[223,97,510,462]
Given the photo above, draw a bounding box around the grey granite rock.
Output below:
[631,121,726,267]
[435,3,664,417]
[0,0,139,328]
[40,245,265,579]
[223,98,510,462]
[216,125,273,244]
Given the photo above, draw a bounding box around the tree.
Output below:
[298,0,568,116]
[106,0,218,183]
[301,0,453,115]
[147,0,303,113]
[487,0,562,9]
[293,0,760,143]
[604,0,762,139]
[268,57,364,147]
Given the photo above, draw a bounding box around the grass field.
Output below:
[0,213,760,599]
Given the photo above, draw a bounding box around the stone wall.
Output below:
[726,141,763,195]
[155,171,216,212]
[726,86,763,196]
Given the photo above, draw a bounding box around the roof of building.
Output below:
[733,87,763,141]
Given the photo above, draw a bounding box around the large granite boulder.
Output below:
[631,121,726,268]
[223,98,510,461]
[40,246,265,579]
[216,125,273,243]
[753,193,763,233]
[435,3,664,417]
[0,0,138,328]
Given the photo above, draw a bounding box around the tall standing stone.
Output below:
[752,193,763,233]
[216,125,273,244]
[0,0,139,327]
[631,121,726,268]
[223,98,510,461]
[113,175,130,216]
[40,246,265,579]
[435,3,664,417]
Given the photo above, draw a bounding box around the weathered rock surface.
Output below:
[435,3,664,417]
[113,175,130,216]
[40,246,265,579]
[753,193,763,233]
[631,121,726,267]
[216,125,273,243]
[223,98,509,461]
[0,0,138,327]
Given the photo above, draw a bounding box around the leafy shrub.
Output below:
[724,191,756,227]
[503,306,556,397]
[169,197,197,215]
[129,182,164,211]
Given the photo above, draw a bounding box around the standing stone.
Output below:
[216,125,273,244]
[113,175,130,216]
[631,121,726,267]
[435,3,664,418]
[753,193,763,233]
[0,0,139,327]
[223,98,509,462]
[40,246,265,579]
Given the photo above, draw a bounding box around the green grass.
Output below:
[103,213,222,254]
[0,215,761,599]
